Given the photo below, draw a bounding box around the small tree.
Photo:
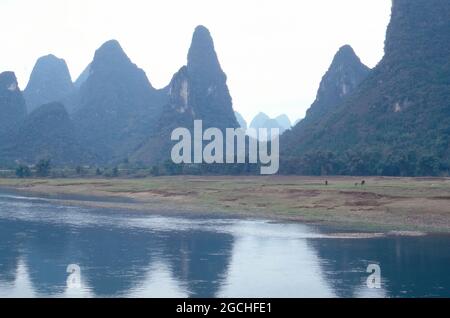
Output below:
[36,159,51,177]
[15,165,31,178]
[96,168,103,176]
[112,167,119,177]
[150,166,160,177]
[75,166,84,175]
[163,160,182,176]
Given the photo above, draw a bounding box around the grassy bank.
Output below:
[1,176,450,233]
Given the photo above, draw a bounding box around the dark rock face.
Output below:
[281,0,450,176]
[186,25,238,130]
[2,102,92,165]
[0,72,27,139]
[132,67,194,164]
[24,55,74,113]
[132,26,238,165]
[72,40,166,163]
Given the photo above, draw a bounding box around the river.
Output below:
[0,192,449,298]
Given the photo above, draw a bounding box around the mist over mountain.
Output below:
[281,0,450,176]
[72,40,167,163]
[24,55,75,113]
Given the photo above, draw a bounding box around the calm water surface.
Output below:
[0,192,449,298]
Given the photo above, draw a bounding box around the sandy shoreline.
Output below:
[1,176,450,234]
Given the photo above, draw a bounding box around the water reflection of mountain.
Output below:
[1,194,450,298]
[308,236,450,298]
[0,222,23,284]
[163,231,234,298]
[0,215,234,297]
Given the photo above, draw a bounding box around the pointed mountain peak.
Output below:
[97,39,124,54]
[35,54,69,69]
[336,44,356,56]
[304,45,370,120]
[190,25,215,53]
[187,25,223,78]
[87,39,154,89]
[331,45,365,69]
[27,54,72,84]
[0,71,19,91]
[24,54,74,112]
[92,39,131,68]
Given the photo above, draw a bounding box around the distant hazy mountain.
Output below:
[275,114,292,130]
[72,40,167,163]
[281,0,450,176]
[250,112,291,130]
[234,111,247,129]
[249,112,271,130]
[0,72,27,144]
[248,112,291,140]
[132,26,239,165]
[2,102,92,165]
[24,55,75,113]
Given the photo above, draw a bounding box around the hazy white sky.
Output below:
[0,0,392,123]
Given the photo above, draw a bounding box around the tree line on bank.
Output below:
[5,149,448,179]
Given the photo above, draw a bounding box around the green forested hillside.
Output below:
[281,0,450,176]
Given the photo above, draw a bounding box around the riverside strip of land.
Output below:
[1,176,450,233]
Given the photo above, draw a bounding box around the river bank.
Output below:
[1,176,450,233]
